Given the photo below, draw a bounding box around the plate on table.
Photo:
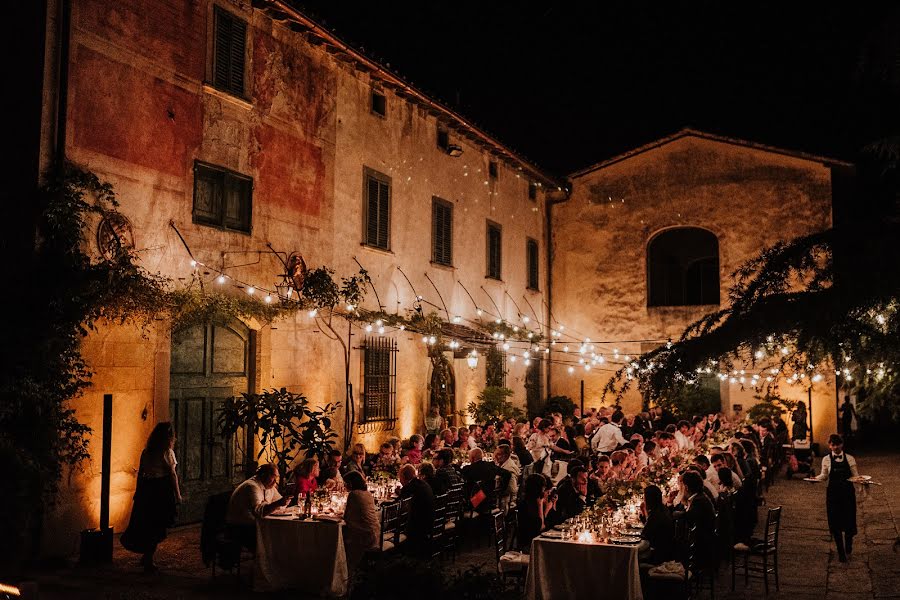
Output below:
[609,536,641,545]
[848,475,872,484]
[540,530,564,539]
[623,526,643,535]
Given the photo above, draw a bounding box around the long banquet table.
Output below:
[254,513,349,596]
[525,535,643,600]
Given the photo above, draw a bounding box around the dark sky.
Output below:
[297,2,898,176]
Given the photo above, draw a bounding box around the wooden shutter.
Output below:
[487,223,502,279]
[432,198,452,265]
[527,239,539,290]
[362,337,396,423]
[214,7,246,97]
[365,172,390,249]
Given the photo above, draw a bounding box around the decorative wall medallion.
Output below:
[96,211,135,260]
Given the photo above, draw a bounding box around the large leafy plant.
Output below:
[218,388,340,478]
[467,387,523,425]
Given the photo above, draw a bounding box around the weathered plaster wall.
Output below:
[550,136,838,442]
[46,0,548,552]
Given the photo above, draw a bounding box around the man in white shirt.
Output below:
[226,463,288,550]
[674,420,695,451]
[493,444,520,512]
[592,411,627,454]
[810,434,859,561]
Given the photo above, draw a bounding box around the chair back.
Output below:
[434,492,449,512]
[380,499,401,548]
[764,506,782,549]
[429,498,447,558]
[449,482,465,519]
[399,496,412,531]
[200,490,233,566]
[492,511,507,562]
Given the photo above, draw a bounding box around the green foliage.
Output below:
[746,392,796,423]
[656,381,722,418]
[543,395,578,419]
[217,388,340,477]
[168,287,289,333]
[468,387,523,425]
[485,345,506,387]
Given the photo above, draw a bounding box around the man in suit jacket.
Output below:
[553,465,591,524]
[398,464,435,556]
[461,448,509,514]
[681,471,717,570]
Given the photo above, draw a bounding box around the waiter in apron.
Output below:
[809,433,859,562]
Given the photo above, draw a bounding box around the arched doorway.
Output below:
[169,320,250,522]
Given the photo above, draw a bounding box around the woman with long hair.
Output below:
[342,471,380,570]
[121,422,182,572]
[517,473,555,551]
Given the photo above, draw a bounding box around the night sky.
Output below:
[297,2,898,176]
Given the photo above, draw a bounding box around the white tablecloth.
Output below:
[255,515,348,596]
[525,536,643,600]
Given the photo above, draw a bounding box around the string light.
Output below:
[217,275,226,284]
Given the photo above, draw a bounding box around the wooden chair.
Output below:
[493,510,528,588]
[442,490,462,559]
[732,506,781,594]
[379,499,402,552]
[429,493,448,559]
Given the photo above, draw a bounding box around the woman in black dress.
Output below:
[121,422,182,572]
[517,474,554,551]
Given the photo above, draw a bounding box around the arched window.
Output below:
[647,228,720,306]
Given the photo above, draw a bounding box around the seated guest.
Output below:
[518,473,555,551]
[225,463,289,551]
[643,440,659,461]
[467,424,482,450]
[554,465,591,523]
[592,411,627,454]
[374,442,400,473]
[343,443,367,478]
[640,485,674,565]
[418,462,438,492]
[573,423,589,455]
[718,466,740,494]
[674,420,695,450]
[432,448,463,495]
[404,434,424,465]
[631,435,649,470]
[513,435,534,467]
[551,426,576,460]
[454,427,472,449]
[319,449,344,489]
[493,444,520,511]
[590,454,614,495]
[461,448,509,514]
[342,471,379,570]
[695,454,719,487]
[711,453,741,490]
[293,457,319,498]
[422,433,440,460]
[398,464,435,556]
[440,428,455,448]
[681,471,717,569]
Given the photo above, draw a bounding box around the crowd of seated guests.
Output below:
[303,403,789,575]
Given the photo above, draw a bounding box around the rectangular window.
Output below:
[431,197,453,266]
[361,337,397,424]
[213,6,247,97]
[193,161,252,232]
[371,90,386,117]
[488,160,498,180]
[437,127,449,151]
[526,238,539,290]
[528,181,538,201]
[486,221,502,280]
[363,168,391,250]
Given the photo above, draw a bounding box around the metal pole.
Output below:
[807,386,814,448]
[100,393,112,530]
[580,380,585,416]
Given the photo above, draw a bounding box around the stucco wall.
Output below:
[46,0,548,552]
[549,135,838,442]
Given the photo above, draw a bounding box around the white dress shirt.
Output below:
[592,422,627,453]
[226,476,282,525]
[813,453,858,482]
[674,430,694,450]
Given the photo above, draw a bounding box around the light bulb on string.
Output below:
[476,309,483,316]
[308,309,318,318]
[264,294,272,304]
[247,286,255,295]
[568,366,575,374]
[217,275,226,284]
[190,260,197,268]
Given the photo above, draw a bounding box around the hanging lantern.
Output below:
[467,350,479,370]
[275,274,294,303]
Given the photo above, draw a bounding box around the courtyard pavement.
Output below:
[23,448,900,599]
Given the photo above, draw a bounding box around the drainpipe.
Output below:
[545,184,571,401]
[54,0,72,174]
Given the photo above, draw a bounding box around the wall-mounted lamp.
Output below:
[466,350,479,370]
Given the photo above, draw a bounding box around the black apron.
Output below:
[825,453,857,535]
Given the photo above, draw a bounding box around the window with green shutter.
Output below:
[192,161,252,233]
[486,221,502,280]
[363,168,391,250]
[431,197,453,266]
[527,238,539,290]
[213,6,247,98]
[360,337,397,424]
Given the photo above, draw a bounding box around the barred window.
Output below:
[360,337,397,423]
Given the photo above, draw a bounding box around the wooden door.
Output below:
[169,321,250,523]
